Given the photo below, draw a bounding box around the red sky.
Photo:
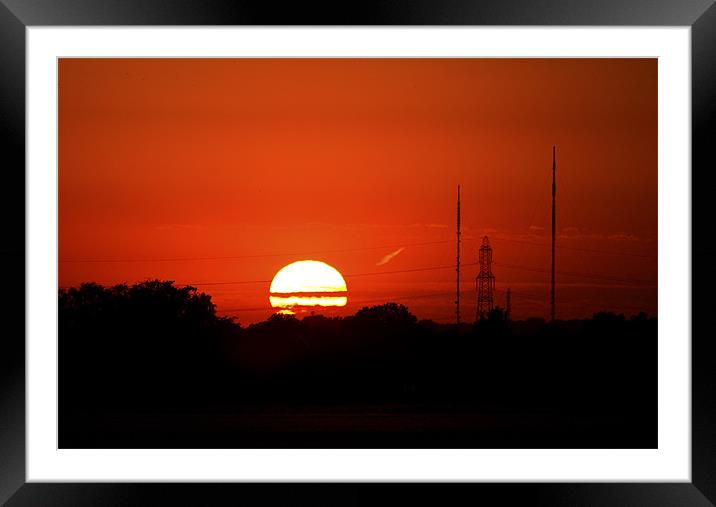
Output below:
[59,58,657,324]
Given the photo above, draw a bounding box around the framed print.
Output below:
[1,1,715,505]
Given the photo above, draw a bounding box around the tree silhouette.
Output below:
[59,280,657,449]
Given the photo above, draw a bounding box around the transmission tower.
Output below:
[476,235,495,320]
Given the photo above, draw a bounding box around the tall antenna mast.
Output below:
[456,185,461,326]
[550,146,557,322]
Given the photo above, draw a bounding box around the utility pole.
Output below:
[550,146,556,322]
[505,287,512,321]
[456,185,461,326]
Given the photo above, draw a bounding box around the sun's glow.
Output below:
[269,296,348,308]
[269,260,348,309]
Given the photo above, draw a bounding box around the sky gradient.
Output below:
[59,58,657,324]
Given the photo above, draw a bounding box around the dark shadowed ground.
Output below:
[62,404,653,449]
[58,281,657,449]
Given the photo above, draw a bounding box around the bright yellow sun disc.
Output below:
[269,260,348,310]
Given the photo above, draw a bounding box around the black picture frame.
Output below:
[1,1,714,505]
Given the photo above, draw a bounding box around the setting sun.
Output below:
[55,56,659,453]
[269,260,348,311]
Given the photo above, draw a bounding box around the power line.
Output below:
[215,285,644,314]
[217,291,458,313]
[62,279,647,315]
[217,288,489,313]
[493,261,655,286]
[186,263,481,286]
[59,236,655,264]
[487,236,656,259]
[60,259,652,290]
[58,239,453,264]
[189,260,651,289]
[59,262,481,289]
[348,262,479,278]
[215,286,550,313]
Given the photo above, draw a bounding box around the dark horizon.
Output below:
[59,278,656,326]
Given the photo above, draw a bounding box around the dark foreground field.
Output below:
[61,403,654,449]
[59,281,657,449]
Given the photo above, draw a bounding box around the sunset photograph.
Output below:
[58,58,657,449]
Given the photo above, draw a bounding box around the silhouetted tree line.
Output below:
[59,281,656,422]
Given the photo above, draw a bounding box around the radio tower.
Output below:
[456,185,461,326]
[550,146,557,322]
[476,236,495,320]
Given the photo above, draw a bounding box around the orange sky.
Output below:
[59,58,657,324]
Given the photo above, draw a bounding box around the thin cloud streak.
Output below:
[376,247,405,266]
